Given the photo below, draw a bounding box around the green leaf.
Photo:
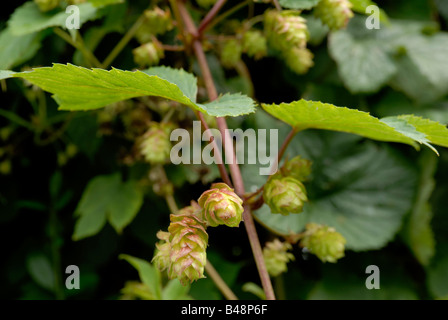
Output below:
[162,280,192,300]
[6,64,255,117]
[8,2,99,36]
[242,282,266,300]
[72,173,143,240]
[120,254,162,300]
[349,0,389,23]
[428,251,448,299]
[279,0,321,10]
[402,151,436,266]
[243,111,418,251]
[26,254,55,292]
[0,70,15,80]
[261,100,417,147]
[89,0,124,7]
[329,30,397,93]
[0,27,41,70]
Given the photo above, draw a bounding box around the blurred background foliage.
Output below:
[1,0,448,300]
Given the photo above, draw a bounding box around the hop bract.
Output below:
[263,239,295,277]
[314,0,354,30]
[263,174,308,215]
[139,123,172,164]
[300,223,346,263]
[168,214,208,285]
[152,231,171,272]
[177,201,202,219]
[198,183,244,227]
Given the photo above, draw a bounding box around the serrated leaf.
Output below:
[261,99,417,146]
[329,30,397,93]
[279,0,321,10]
[243,112,418,251]
[6,64,255,117]
[120,254,162,300]
[72,173,143,240]
[0,27,41,70]
[8,2,99,36]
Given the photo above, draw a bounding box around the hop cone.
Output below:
[263,239,295,277]
[139,123,171,164]
[314,0,354,30]
[284,47,314,75]
[264,10,309,52]
[282,156,312,182]
[243,30,268,60]
[221,39,243,68]
[198,183,244,227]
[300,223,346,263]
[34,0,60,12]
[136,7,173,43]
[152,231,171,272]
[133,41,164,67]
[263,174,308,215]
[168,214,208,285]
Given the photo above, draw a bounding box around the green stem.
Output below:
[102,15,146,68]
[0,109,34,130]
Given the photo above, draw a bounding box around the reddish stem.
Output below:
[198,0,228,35]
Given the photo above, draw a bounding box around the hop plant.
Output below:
[220,39,243,68]
[177,201,202,219]
[139,123,172,164]
[281,156,312,182]
[135,7,174,44]
[196,0,217,9]
[264,10,309,52]
[300,223,346,263]
[263,239,295,277]
[133,41,164,67]
[198,183,244,227]
[34,0,60,12]
[263,174,308,215]
[314,0,354,30]
[167,214,208,285]
[152,231,171,272]
[284,47,314,75]
[243,30,268,60]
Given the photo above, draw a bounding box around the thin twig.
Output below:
[198,0,228,35]
[204,0,252,33]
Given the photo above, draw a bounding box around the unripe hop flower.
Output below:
[152,231,171,272]
[263,174,308,215]
[135,7,174,43]
[314,0,354,30]
[167,214,208,285]
[263,239,295,277]
[300,223,346,263]
[139,123,172,164]
[198,183,244,227]
[264,10,309,52]
[282,156,312,182]
[34,0,60,12]
[284,47,314,75]
[243,30,268,60]
[220,39,243,68]
[133,41,164,67]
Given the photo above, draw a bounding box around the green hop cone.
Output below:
[264,10,309,52]
[135,7,174,43]
[263,239,295,277]
[220,39,243,68]
[314,0,354,30]
[263,174,308,215]
[198,183,244,227]
[167,214,208,285]
[300,223,346,263]
[152,231,171,272]
[281,156,312,182]
[133,40,164,67]
[284,47,314,75]
[34,0,60,12]
[243,30,268,60]
[196,0,217,9]
[139,123,172,164]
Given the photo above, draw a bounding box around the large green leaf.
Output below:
[329,30,397,93]
[119,254,162,300]
[5,64,255,117]
[279,0,321,10]
[73,173,143,240]
[243,111,418,251]
[0,27,41,69]
[8,2,99,36]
